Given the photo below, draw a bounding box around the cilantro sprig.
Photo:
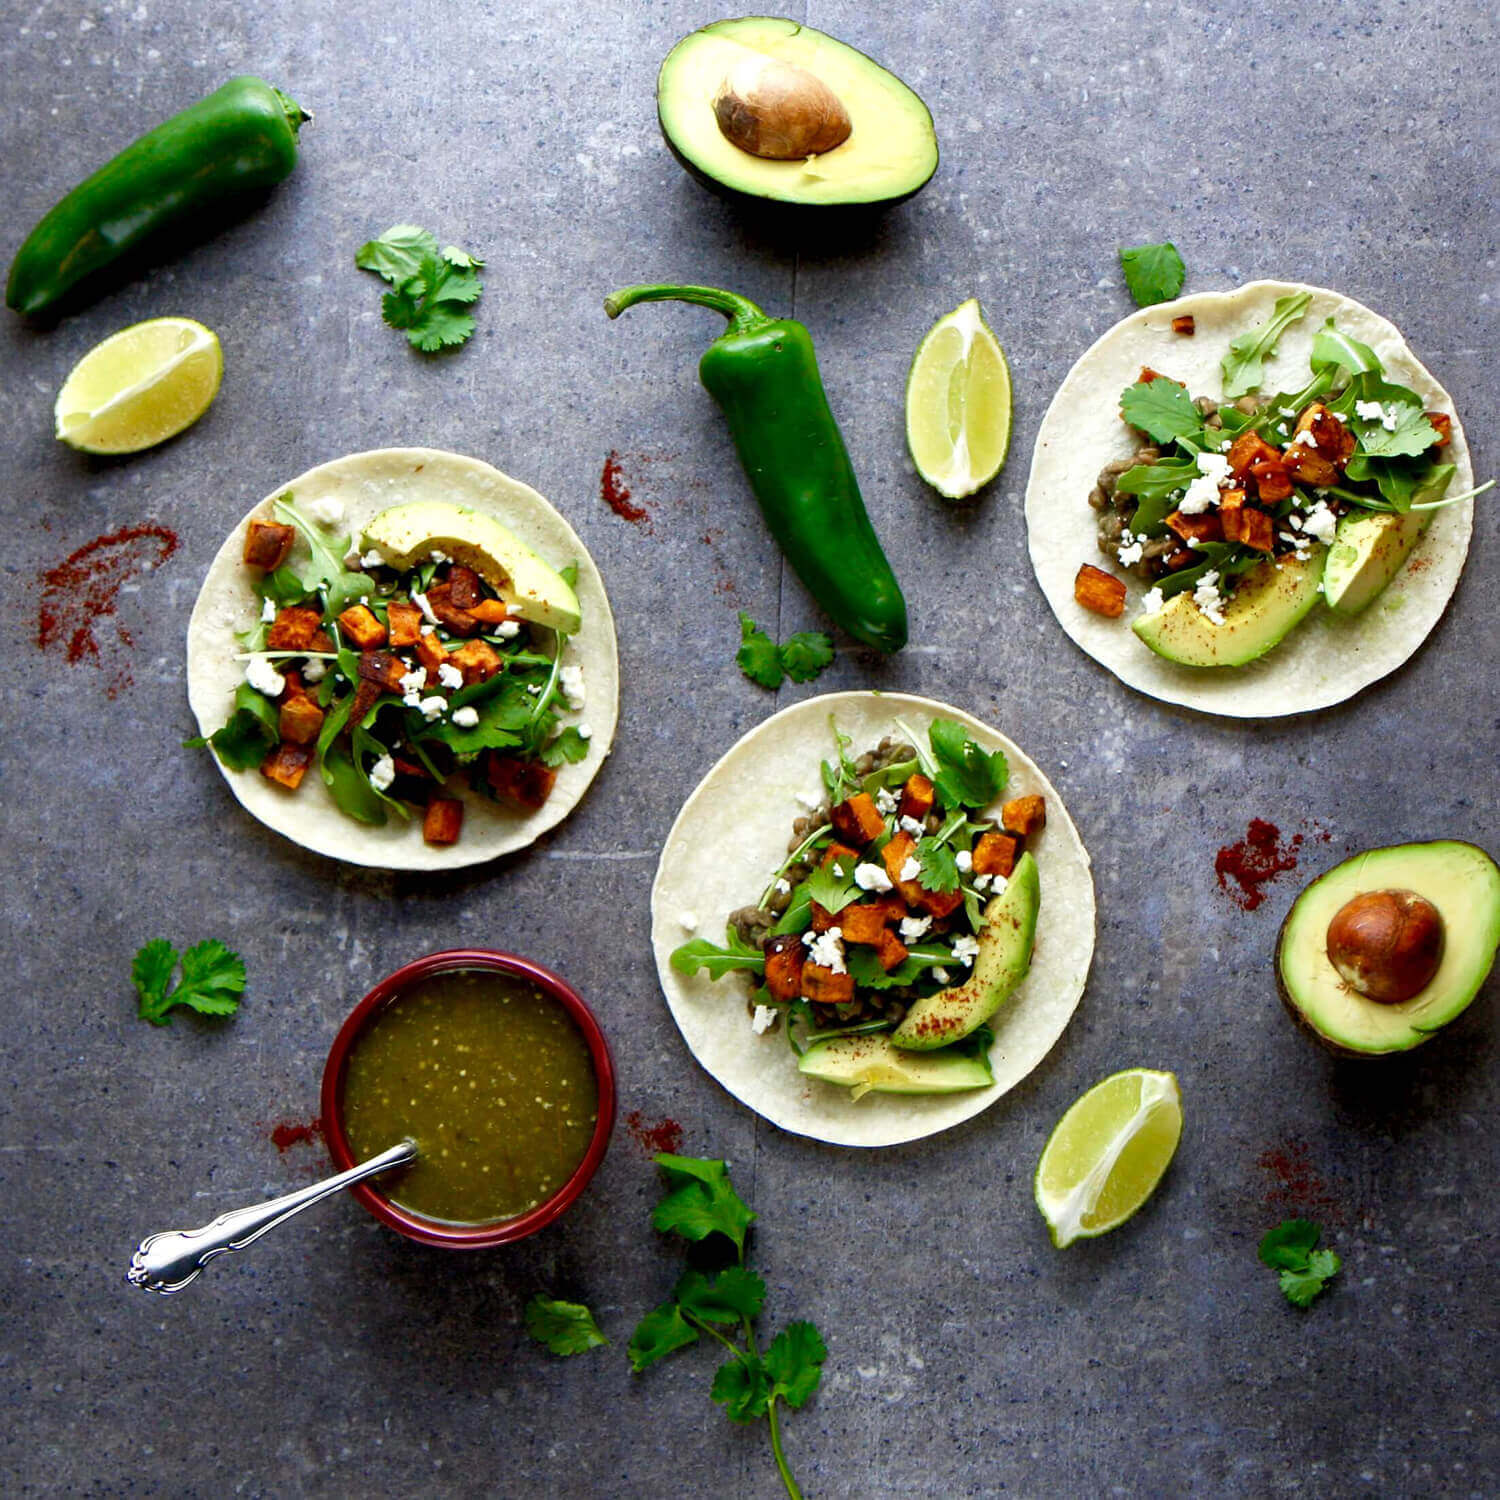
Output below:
[356,224,485,353]
[524,1295,609,1356]
[736,614,835,689]
[1119,242,1185,307]
[131,939,246,1026]
[630,1155,826,1500]
[1258,1219,1341,1307]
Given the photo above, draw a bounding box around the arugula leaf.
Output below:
[676,1267,766,1324]
[770,881,815,937]
[271,495,372,615]
[186,682,280,770]
[915,837,959,893]
[669,935,765,980]
[736,613,784,688]
[651,1154,756,1255]
[820,720,860,804]
[805,856,859,916]
[559,561,580,589]
[1309,317,1382,378]
[779,631,834,683]
[628,1301,700,1372]
[1258,1219,1340,1307]
[524,1295,608,1356]
[928,719,1007,809]
[1118,376,1204,446]
[711,1355,773,1422]
[1118,242,1185,307]
[321,745,389,826]
[357,226,485,353]
[1343,452,1454,513]
[131,939,246,1026]
[540,726,591,767]
[1221,291,1312,398]
[845,944,952,990]
[763,1321,827,1410]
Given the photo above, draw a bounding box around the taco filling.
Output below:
[669,716,1045,1099]
[190,494,589,847]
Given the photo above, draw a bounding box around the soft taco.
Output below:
[186,448,618,869]
[1025,281,1479,717]
[651,692,1095,1147]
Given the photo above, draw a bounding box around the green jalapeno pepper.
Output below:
[604,282,908,653]
[7,75,310,317]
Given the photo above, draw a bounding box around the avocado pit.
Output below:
[712,55,852,160]
[1326,888,1444,1003]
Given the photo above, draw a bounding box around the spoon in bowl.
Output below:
[127,1138,417,1294]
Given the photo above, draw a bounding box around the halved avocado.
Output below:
[1322,510,1431,615]
[1132,550,1325,668]
[798,1032,993,1097]
[1275,841,1500,1055]
[657,18,939,208]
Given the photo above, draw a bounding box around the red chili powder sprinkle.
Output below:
[36,523,179,695]
[601,451,650,524]
[1215,819,1304,911]
[624,1110,683,1156]
[1257,1137,1344,1224]
[268,1118,323,1152]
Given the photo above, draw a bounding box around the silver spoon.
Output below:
[127,1138,417,1294]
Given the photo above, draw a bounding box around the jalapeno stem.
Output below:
[603,283,770,338]
[272,87,313,131]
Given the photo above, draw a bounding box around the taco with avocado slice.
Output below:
[651,692,1095,1147]
[186,447,618,869]
[1025,280,1482,718]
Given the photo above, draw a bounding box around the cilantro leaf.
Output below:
[628,1300,700,1372]
[358,228,485,353]
[845,944,952,990]
[1279,1251,1341,1308]
[711,1355,772,1422]
[354,224,440,284]
[1119,242,1185,307]
[540,726,591,768]
[1259,1219,1340,1307]
[1342,377,1441,460]
[1119,377,1204,445]
[778,631,834,683]
[651,1154,756,1255]
[805,856,860,916]
[524,1295,608,1356]
[928,719,1008,809]
[736,613,784,688]
[669,935,765,980]
[763,1321,827,1409]
[1220,291,1312,398]
[131,938,246,1026]
[676,1267,766,1325]
[914,838,959,893]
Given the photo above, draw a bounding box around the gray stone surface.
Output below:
[1,1,1497,1495]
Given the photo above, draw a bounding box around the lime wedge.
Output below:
[905,297,1012,499]
[55,316,223,454]
[1034,1068,1182,1248]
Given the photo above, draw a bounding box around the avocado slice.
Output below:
[1276,841,1500,1055]
[798,1032,993,1097]
[361,501,581,633]
[1322,510,1431,615]
[1132,550,1325,668]
[657,18,938,208]
[890,853,1040,1052]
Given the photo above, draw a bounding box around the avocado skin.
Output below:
[1274,839,1500,1057]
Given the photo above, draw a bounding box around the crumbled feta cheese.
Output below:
[429,549,447,563]
[988,874,1009,898]
[795,790,822,811]
[951,934,980,968]
[368,754,396,792]
[874,786,898,815]
[802,927,846,974]
[495,620,521,639]
[451,706,480,728]
[526,683,541,695]
[854,862,893,892]
[751,1004,777,1035]
[302,658,327,684]
[245,656,285,697]
[577,723,593,740]
[360,548,387,570]
[1353,398,1385,423]
[418,695,448,721]
[1288,514,1303,531]
[1179,451,1231,514]
[1139,586,1165,616]
[1278,407,1297,418]
[420,623,435,636]
[437,662,463,691]
[898,814,925,837]
[898,856,922,883]
[1116,529,1145,568]
[1192,569,1226,627]
[678,911,698,931]
[399,667,428,696]
[260,597,277,623]
[560,664,586,708]
[774,878,791,895]
[411,590,440,625]
[899,914,932,942]
[974,874,993,893]
[1291,428,1319,449]
[1301,500,1338,546]
[931,966,950,984]
[956,849,973,873]
[307,496,345,527]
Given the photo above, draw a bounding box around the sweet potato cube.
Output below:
[268,605,323,651]
[1249,458,1293,502]
[1002,794,1047,837]
[387,601,422,648]
[278,693,325,746]
[881,831,925,906]
[1166,510,1223,545]
[1074,563,1127,619]
[763,935,806,1003]
[447,565,482,609]
[839,903,889,947]
[357,650,407,692]
[1226,430,1282,479]
[1238,507,1275,553]
[448,639,501,685]
[337,604,387,650]
[469,599,510,626]
[898,774,935,822]
[870,894,909,927]
[1294,403,1355,465]
[1164,548,1197,571]
[310,628,333,653]
[810,901,838,934]
[415,633,448,676]
[830,792,884,847]
[1137,366,1172,385]
[423,798,464,846]
[820,842,860,874]
[348,678,382,726]
[1426,411,1452,447]
[1219,488,1247,544]
[1282,442,1338,488]
[973,831,1019,879]
[424,581,478,636]
[800,962,854,1006]
[1171,315,1195,336]
[279,670,305,703]
[243,520,295,571]
[260,740,312,790]
[486,754,555,811]
[917,886,964,920]
[876,928,910,973]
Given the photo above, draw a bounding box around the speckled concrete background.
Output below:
[2,2,1497,1496]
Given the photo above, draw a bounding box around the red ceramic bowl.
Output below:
[321,948,616,1249]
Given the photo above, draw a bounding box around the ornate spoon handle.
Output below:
[127,1139,417,1294]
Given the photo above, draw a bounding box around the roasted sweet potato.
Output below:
[447,565,482,609]
[448,639,501,685]
[1238,507,1275,553]
[917,885,964,921]
[1171,315,1195,336]
[876,928,910,973]
[1074,563,1127,619]
[348,678,382,725]
[839,902,889,947]
[830,792,885,847]
[1137,366,1172,385]
[243,520,294,571]
[469,599,510,626]
[801,962,854,1006]
[415,633,448,677]
[357,651,407,692]
[424,581,478,636]
[387,601,422,648]
[279,670,305,703]
[880,831,926,907]
[1249,458,1293,502]
[1426,411,1452,447]
[260,740,312,790]
[337,604,387,650]
[1002,794,1046,837]
[1226,430,1281,479]
[268,605,324,652]
[1294,403,1356,465]
[423,798,464,846]
[898,774,935,822]
[973,831,1019,879]
[278,693,325,746]
[1282,442,1338,488]
[1220,488,1247,543]
[820,841,860,874]
[810,901,838,934]
[763,934,806,1003]
[1166,510,1223,545]
[486,754,555,811]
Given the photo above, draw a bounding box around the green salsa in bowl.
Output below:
[322,950,615,1247]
